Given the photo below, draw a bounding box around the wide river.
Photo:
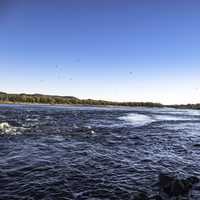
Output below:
[0,104,200,199]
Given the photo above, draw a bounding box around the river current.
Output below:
[0,104,200,199]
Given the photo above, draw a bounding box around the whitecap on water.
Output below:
[119,113,154,127]
[0,122,17,135]
[0,122,27,135]
[0,122,10,130]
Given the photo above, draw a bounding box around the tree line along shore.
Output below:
[0,92,199,109]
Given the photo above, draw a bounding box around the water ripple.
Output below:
[0,105,200,199]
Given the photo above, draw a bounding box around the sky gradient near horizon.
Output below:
[0,0,200,104]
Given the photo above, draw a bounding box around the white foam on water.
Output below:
[0,122,27,135]
[119,113,154,127]
[118,110,200,128]
[0,122,17,135]
[0,122,10,130]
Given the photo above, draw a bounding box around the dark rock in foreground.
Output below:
[134,172,199,200]
[134,192,149,200]
[159,172,199,197]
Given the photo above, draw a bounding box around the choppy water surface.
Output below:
[0,104,200,199]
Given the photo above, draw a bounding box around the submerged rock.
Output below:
[149,195,163,200]
[134,173,200,200]
[186,176,199,185]
[159,172,199,197]
[134,192,148,200]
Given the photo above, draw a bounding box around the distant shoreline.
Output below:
[0,101,163,109]
[0,92,199,110]
[0,102,199,111]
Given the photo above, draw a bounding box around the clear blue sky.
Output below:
[0,0,200,104]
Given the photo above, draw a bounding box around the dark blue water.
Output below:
[0,104,200,199]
